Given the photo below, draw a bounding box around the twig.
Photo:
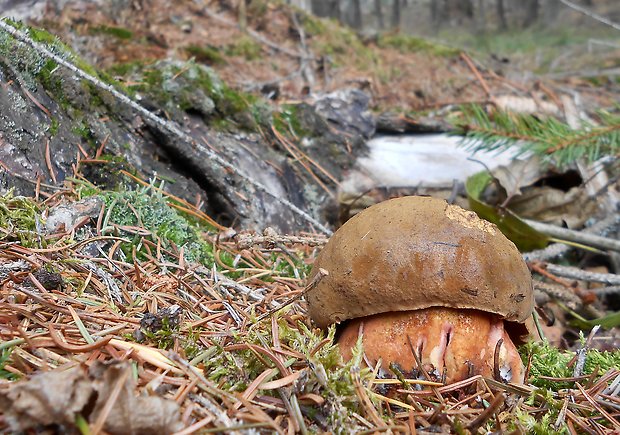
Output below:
[524,214,619,262]
[573,325,600,378]
[558,0,620,31]
[200,3,312,61]
[467,392,505,432]
[254,267,328,323]
[591,285,620,296]
[543,263,620,286]
[460,53,492,98]
[524,219,620,253]
[236,227,328,249]
[290,9,315,91]
[534,281,582,310]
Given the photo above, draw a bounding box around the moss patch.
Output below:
[184,44,226,65]
[89,25,133,40]
[378,34,460,57]
[224,35,262,60]
[98,185,214,264]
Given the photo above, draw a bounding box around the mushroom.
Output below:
[307,196,534,384]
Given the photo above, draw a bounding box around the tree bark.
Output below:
[374,0,384,29]
[430,0,439,25]
[352,0,362,28]
[496,0,508,30]
[522,0,539,28]
[391,0,400,28]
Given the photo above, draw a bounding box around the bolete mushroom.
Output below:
[307,196,533,384]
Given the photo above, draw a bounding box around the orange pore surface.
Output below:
[338,307,524,384]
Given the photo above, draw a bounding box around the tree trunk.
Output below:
[430,0,439,25]
[351,0,362,28]
[311,0,330,16]
[374,0,384,29]
[496,0,507,30]
[522,0,538,28]
[391,0,400,28]
[238,0,247,31]
[329,0,341,21]
[474,0,485,31]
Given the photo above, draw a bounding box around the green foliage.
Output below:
[89,25,133,40]
[523,340,620,390]
[465,170,550,251]
[128,61,260,131]
[513,407,567,435]
[139,319,201,359]
[0,192,42,247]
[378,34,460,57]
[224,35,262,60]
[457,104,620,169]
[273,104,308,136]
[0,348,18,381]
[99,184,213,264]
[184,44,226,65]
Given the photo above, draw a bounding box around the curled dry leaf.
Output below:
[0,363,93,431]
[0,361,183,434]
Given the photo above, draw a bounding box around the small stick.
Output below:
[493,338,503,382]
[467,392,506,432]
[254,268,328,323]
[460,53,492,98]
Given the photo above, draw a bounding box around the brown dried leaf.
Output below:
[0,362,183,434]
[0,365,93,431]
[89,361,183,435]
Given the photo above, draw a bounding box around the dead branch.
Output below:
[524,214,619,262]
[524,219,620,253]
[543,263,620,286]
[558,0,620,31]
[200,3,313,61]
[236,227,328,249]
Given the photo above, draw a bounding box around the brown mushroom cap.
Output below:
[307,196,534,329]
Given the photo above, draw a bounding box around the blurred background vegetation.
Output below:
[292,0,620,74]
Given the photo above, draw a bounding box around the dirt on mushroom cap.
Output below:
[307,195,534,328]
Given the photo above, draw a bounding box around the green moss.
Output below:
[522,339,620,389]
[89,25,133,40]
[129,61,262,131]
[0,18,128,114]
[48,117,60,136]
[98,185,215,264]
[225,35,262,60]
[72,121,93,141]
[184,44,226,65]
[0,192,42,247]
[301,13,329,36]
[0,348,19,381]
[273,104,308,136]
[378,34,460,57]
[106,59,154,77]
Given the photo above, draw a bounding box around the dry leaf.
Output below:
[0,365,93,431]
[0,361,183,434]
[90,362,184,435]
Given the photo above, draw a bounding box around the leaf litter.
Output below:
[0,174,619,434]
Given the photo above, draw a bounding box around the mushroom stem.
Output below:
[338,307,525,384]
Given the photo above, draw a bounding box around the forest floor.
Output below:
[1,1,620,433]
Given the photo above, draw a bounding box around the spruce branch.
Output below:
[456,104,620,168]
